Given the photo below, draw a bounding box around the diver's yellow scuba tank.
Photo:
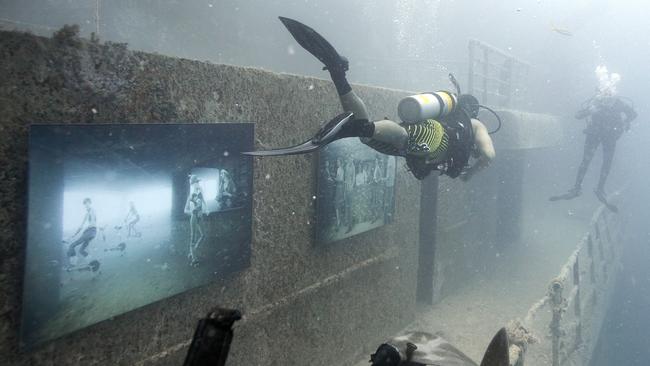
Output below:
[397,91,457,124]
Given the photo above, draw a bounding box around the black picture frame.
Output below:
[21,123,253,349]
[315,139,396,244]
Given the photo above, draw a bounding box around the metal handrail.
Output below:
[467,38,530,108]
[508,186,626,366]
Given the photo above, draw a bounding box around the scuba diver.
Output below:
[244,17,497,182]
[183,307,509,366]
[549,90,637,212]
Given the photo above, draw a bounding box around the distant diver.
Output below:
[64,197,98,268]
[549,70,637,212]
[243,17,497,182]
[185,174,207,266]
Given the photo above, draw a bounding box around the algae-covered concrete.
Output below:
[0,28,420,365]
[486,109,564,150]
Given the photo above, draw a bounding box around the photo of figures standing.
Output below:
[22,123,253,348]
[316,139,396,244]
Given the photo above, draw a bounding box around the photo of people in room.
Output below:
[317,139,396,243]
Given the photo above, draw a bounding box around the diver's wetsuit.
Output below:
[339,91,474,180]
[572,97,636,194]
[270,16,479,180]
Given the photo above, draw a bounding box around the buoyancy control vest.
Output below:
[405,108,475,180]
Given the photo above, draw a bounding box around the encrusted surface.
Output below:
[0,27,420,365]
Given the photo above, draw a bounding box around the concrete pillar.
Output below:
[416,174,438,304]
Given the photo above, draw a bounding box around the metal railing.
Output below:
[467,39,530,109]
[507,191,625,366]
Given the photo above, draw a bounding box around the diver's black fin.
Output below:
[279,16,348,73]
[479,328,510,366]
[549,188,581,202]
[242,140,319,156]
[595,189,618,213]
[242,112,354,157]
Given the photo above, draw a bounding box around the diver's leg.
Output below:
[573,133,600,190]
[362,120,408,154]
[339,91,369,121]
[596,136,617,193]
[328,61,352,96]
[274,17,402,156]
[314,50,410,154]
[549,133,599,201]
[594,136,619,212]
[323,116,408,157]
[337,80,408,153]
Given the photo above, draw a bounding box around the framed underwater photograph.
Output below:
[22,123,253,348]
[316,139,396,244]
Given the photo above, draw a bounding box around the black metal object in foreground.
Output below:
[183,308,242,366]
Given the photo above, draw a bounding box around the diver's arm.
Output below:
[622,103,637,124]
[462,119,495,181]
[575,99,598,119]
[616,100,637,131]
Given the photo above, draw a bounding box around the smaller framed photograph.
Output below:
[316,139,396,244]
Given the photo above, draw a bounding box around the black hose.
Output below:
[478,104,502,134]
[448,73,462,94]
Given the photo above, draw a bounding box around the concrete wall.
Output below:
[0,28,421,365]
[430,109,566,301]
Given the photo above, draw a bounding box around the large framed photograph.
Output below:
[316,139,396,244]
[22,123,253,348]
